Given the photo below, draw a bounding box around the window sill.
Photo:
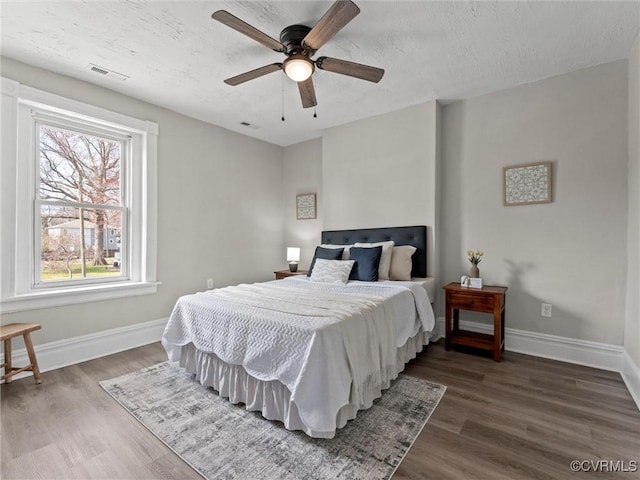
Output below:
[0,281,161,314]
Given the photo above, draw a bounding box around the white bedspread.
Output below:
[162,277,434,435]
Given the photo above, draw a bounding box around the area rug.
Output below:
[100,362,445,480]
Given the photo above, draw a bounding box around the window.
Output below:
[1,77,159,313]
[38,122,127,285]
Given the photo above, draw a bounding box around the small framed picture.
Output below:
[503,162,552,206]
[296,193,317,220]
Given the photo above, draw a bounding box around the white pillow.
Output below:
[310,259,355,285]
[389,245,417,281]
[354,241,395,280]
[320,244,351,260]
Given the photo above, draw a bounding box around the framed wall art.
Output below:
[503,162,552,206]
[296,193,317,220]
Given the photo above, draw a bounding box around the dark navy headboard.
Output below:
[321,225,427,278]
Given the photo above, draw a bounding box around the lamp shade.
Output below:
[287,247,300,262]
[283,55,314,82]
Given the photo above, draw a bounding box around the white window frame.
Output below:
[1,77,159,313]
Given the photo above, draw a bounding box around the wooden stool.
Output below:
[1,323,42,384]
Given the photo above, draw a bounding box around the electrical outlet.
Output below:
[541,303,552,317]
[206,278,214,289]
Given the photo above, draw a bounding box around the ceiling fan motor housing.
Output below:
[280,25,312,55]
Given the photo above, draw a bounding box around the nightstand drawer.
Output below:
[449,293,494,313]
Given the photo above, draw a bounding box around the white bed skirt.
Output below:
[178,329,430,438]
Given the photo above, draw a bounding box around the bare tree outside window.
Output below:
[38,125,125,282]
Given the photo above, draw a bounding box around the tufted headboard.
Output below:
[321,225,427,278]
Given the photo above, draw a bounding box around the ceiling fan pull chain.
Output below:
[281,72,285,121]
[313,75,318,118]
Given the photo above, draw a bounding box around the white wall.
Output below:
[441,61,629,345]
[282,138,323,269]
[0,57,284,346]
[626,35,640,368]
[322,101,441,279]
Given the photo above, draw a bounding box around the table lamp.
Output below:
[287,247,300,272]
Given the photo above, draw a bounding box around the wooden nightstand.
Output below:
[443,282,508,362]
[274,270,308,280]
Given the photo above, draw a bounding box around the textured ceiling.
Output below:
[1,1,639,146]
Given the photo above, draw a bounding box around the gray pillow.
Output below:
[307,246,345,276]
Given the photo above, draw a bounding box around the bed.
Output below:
[162,225,435,438]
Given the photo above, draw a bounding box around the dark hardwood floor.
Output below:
[2,341,638,479]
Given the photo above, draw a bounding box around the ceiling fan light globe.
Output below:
[284,56,314,82]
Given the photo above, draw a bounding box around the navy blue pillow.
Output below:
[307,246,345,276]
[349,246,383,282]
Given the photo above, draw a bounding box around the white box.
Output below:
[461,276,483,288]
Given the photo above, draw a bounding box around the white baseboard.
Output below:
[435,317,640,410]
[621,350,640,410]
[2,317,167,382]
[435,317,624,371]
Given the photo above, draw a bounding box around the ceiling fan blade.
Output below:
[297,77,317,109]
[212,10,284,52]
[302,0,360,52]
[224,63,283,86]
[316,56,384,83]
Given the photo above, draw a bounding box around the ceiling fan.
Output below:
[211,0,385,109]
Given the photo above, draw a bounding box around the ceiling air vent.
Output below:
[87,63,129,81]
[240,121,259,130]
